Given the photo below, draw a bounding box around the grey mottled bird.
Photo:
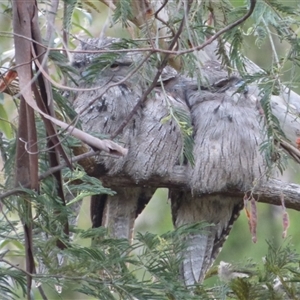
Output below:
[72,39,264,286]
[71,37,150,240]
[170,60,266,285]
[71,37,189,241]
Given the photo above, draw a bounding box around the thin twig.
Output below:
[111,6,188,139]
[154,0,176,39]
[45,0,59,42]
[0,0,256,59]
[179,0,257,54]
[38,286,49,300]
[0,257,120,284]
[0,150,99,201]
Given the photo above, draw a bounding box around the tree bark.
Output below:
[97,170,300,212]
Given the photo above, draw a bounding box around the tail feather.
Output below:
[170,191,243,285]
[181,233,210,285]
[91,187,154,241]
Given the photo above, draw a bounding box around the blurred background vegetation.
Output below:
[1,0,300,299]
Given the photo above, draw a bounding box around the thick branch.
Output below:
[1,148,300,212]
[256,179,300,211]
[96,166,300,212]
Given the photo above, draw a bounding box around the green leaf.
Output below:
[112,0,134,27]
[0,103,13,139]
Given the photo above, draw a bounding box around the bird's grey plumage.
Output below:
[171,191,243,284]
[71,37,189,240]
[72,38,143,172]
[124,80,189,180]
[170,60,266,285]
[91,187,154,240]
[71,37,152,240]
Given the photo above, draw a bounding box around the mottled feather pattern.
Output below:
[187,87,265,194]
[72,39,266,286]
[124,86,189,180]
[171,191,244,284]
[170,60,266,285]
[72,38,189,180]
[72,38,153,240]
[71,38,189,241]
[72,38,144,175]
[73,82,142,174]
[91,187,155,241]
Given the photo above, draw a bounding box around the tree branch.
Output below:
[98,0,257,70]
[0,150,99,201]
[96,167,300,211]
[2,147,300,213]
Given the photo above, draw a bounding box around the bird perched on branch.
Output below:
[71,37,190,241]
[170,60,266,285]
[71,37,149,241]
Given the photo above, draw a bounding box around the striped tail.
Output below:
[91,187,154,241]
[170,190,243,285]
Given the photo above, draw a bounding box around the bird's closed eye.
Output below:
[73,60,86,69]
[110,63,120,70]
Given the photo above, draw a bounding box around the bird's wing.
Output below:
[124,76,191,180]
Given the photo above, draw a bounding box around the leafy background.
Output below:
[1,0,300,299]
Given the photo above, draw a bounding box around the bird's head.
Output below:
[71,37,142,84]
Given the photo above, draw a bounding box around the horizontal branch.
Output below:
[256,179,300,211]
[98,166,300,212]
[2,146,299,212]
[0,150,99,201]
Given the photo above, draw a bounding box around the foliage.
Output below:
[1,221,300,299]
[227,241,300,300]
[0,0,300,299]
